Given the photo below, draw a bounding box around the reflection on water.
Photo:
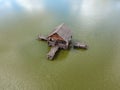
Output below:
[0,0,120,13]
[16,0,44,11]
[0,0,120,90]
[0,0,44,12]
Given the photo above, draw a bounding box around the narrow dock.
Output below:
[47,46,59,60]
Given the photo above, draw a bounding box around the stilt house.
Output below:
[47,23,72,49]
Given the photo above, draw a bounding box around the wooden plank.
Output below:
[73,42,88,49]
[38,34,47,41]
[47,46,59,60]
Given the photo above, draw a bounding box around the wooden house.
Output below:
[47,23,72,49]
[38,23,88,60]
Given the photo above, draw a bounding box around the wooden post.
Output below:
[47,46,59,60]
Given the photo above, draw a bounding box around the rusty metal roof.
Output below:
[48,23,72,42]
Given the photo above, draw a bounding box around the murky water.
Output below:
[0,0,120,90]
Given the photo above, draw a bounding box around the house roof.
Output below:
[48,23,72,42]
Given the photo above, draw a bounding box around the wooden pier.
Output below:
[38,23,88,60]
[47,46,59,60]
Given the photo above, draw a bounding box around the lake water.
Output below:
[0,0,120,90]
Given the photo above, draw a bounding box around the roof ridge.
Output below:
[55,23,65,33]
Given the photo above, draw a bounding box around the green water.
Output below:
[0,0,120,90]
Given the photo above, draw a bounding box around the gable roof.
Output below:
[48,23,72,42]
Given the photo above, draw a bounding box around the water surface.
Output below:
[0,0,120,90]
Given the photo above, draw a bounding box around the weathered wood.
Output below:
[73,42,88,49]
[47,23,72,49]
[38,23,88,60]
[47,41,56,47]
[48,23,72,42]
[38,34,47,41]
[47,46,59,60]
